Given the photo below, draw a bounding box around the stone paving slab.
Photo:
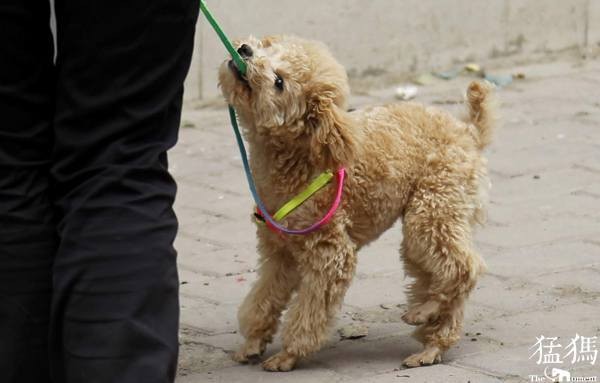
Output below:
[345,365,504,383]
[174,58,600,382]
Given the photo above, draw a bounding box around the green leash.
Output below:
[199,0,247,75]
[271,171,334,221]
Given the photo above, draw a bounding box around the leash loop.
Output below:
[199,1,345,235]
[228,107,345,235]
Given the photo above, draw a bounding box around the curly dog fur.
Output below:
[218,35,496,371]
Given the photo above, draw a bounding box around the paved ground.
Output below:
[172,58,600,383]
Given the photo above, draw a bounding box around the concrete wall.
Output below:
[590,0,600,51]
[184,0,598,100]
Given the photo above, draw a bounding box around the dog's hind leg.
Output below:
[399,186,485,368]
[233,243,300,364]
[405,295,467,367]
[401,256,443,326]
[261,229,357,372]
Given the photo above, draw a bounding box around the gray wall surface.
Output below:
[184,0,599,100]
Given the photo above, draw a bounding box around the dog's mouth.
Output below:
[228,59,250,89]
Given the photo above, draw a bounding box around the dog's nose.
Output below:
[237,44,253,59]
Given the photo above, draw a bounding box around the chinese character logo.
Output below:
[530,336,564,365]
[528,334,598,382]
[565,334,598,365]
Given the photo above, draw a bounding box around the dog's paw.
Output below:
[232,338,266,364]
[401,301,440,326]
[261,351,297,372]
[402,347,442,368]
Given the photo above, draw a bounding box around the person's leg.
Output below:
[0,1,56,382]
[49,1,199,382]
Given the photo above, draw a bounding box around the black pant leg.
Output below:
[50,1,199,382]
[0,1,56,383]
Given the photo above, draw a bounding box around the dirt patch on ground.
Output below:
[552,285,600,303]
[178,325,235,377]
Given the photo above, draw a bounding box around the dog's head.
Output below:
[219,35,357,168]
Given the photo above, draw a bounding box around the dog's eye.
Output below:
[274,74,284,91]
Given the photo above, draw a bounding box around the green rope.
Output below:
[199,0,247,75]
[272,171,334,221]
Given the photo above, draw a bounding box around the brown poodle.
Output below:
[218,35,495,372]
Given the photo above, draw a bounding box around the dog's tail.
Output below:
[465,81,496,150]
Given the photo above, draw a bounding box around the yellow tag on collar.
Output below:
[259,171,334,223]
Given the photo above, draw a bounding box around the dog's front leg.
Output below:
[234,247,300,364]
[262,231,357,372]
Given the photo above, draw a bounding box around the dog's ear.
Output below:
[307,85,357,169]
